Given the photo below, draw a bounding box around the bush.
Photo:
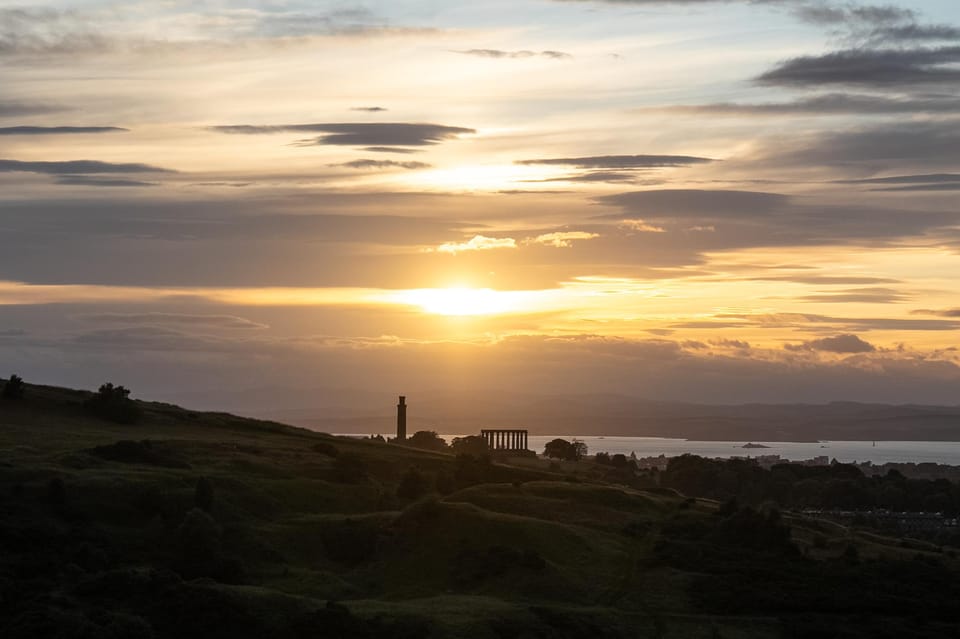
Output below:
[405,430,448,452]
[2,374,24,399]
[451,435,489,456]
[85,383,142,424]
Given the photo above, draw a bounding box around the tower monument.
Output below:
[397,395,407,441]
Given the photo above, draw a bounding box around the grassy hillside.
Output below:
[1,382,959,638]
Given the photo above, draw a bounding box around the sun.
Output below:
[390,286,528,316]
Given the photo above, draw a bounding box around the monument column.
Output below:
[397,396,407,441]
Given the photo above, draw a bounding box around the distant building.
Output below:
[480,429,528,451]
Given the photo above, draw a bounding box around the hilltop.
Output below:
[1,380,959,638]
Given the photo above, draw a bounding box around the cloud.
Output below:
[711,338,751,350]
[873,183,960,192]
[791,3,959,45]
[0,159,174,175]
[434,235,517,254]
[517,154,714,168]
[695,312,960,333]
[785,334,877,353]
[835,174,960,192]
[53,176,157,187]
[0,6,437,57]
[78,312,268,330]
[642,93,960,116]
[756,46,960,87]
[866,24,960,44]
[362,146,421,154]
[799,287,910,304]
[774,120,960,167]
[619,219,666,233]
[455,49,572,59]
[526,231,599,248]
[836,173,960,185]
[0,101,67,117]
[351,106,388,112]
[0,8,110,56]
[597,189,788,220]
[792,3,916,28]
[329,159,431,170]
[911,309,960,318]
[0,126,127,135]
[754,275,899,285]
[211,122,475,147]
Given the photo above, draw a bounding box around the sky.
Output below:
[1,0,959,410]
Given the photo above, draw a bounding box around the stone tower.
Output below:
[397,395,407,441]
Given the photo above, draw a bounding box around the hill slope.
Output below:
[1,382,959,638]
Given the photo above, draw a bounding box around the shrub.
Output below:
[2,374,24,399]
[450,435,489,456]
[405,430,448,452]
[85,383,142,424]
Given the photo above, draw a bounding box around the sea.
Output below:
[436,436,960,465]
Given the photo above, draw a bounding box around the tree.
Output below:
[543,438,585,461]
[451,435,489,457]
[405,430,448,452]
[2,374,24,400]
[84,383,141,424]
[572,439,588,461]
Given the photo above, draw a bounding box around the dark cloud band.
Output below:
[210,122,475,147]
[0,126,127,135]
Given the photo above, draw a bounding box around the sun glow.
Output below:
[389,286,537,316]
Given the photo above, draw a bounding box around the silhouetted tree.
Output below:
[405,430,448,452]
[543,438,586,461]
[84,383,141,424]
[2,374,24,399]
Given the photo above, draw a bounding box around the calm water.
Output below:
[437,435,960,465]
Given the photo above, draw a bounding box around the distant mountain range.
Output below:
[169,387,960,442]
